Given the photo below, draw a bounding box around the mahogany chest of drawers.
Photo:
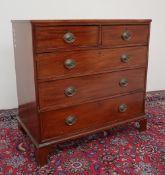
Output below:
[12,19,151,166]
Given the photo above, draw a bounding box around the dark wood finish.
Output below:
[30,19,151,26]
[143,22,151,118]
[102,25,149,47]
[34,26,99,52]
[18,103,40,141]
[41,114,146,146]
[12,19,151,166]
[40,92,144,139]
[36,46,147,81]
[35,146,50,166]
[138,118,147,132]
[12,22,40,142]
[38,68,146,110]
[18,123,26,134]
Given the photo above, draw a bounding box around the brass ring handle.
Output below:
[119,79,128,87]
[65,115,77,126]
[119,104,127,113]
[63,32,75,43]
[64,86,76,97]
[122,31,131,41]
[121,54,129,63]
[64,59,76,69]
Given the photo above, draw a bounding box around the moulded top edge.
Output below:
[11,19,152,25]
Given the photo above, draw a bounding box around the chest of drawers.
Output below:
[12,19,151,166]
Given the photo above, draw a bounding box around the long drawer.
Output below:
[36,46,147,81]
[40,92,144,140]
[38,68,146,110]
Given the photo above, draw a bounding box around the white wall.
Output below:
[0,0,165,109]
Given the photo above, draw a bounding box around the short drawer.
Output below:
[34,26,99,52]
[40,92,144,140]
[38,68,146,110]
[36,46,147,81]
[102,25,149,47]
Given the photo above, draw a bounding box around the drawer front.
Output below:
[36,47,147,81]
[34,26,98,52]
[40,92,144,139]
[38,68,146,110]
[102,25,149,47]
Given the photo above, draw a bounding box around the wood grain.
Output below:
[12,19,151,166]
[12,21,40,142]
[30,19,152,26]
[40,92,144,139]
[36,46,147,81]
[38,68,146,110]
[102,25,149,47]
[34,26,99,52]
